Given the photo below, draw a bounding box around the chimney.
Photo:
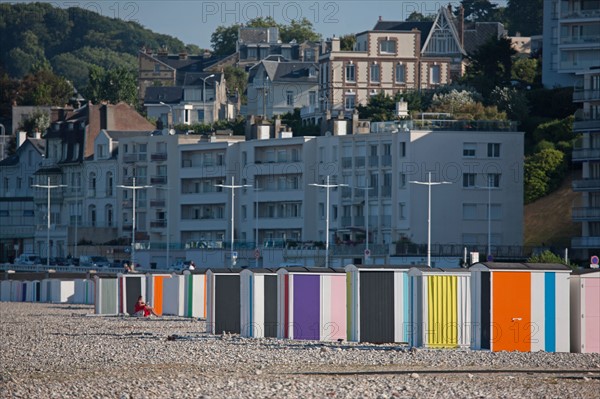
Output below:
[34,131,42,139]
[379,16,382,21]
[158,46,168,56]
[17,131,27,148]
[179,52,188,60]
[458,5,465,48]
[331,37,340,52]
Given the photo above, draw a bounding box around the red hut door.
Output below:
[492,272,531,352]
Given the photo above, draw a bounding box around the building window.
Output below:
[430,65,441,84]
[380,40,396,54]
[399,173,407,188]
[400,142,406,157]
[463,143,476,157]
[399,203,406,219]
[286,91,294,106]
[395,64,406,83]
[344,93,356,110]
[487,173,501,188]
[89,172,96,190]
[370,64,380,83]
[154,63,160,73]
[345,64,355,82]
[309,66,316,77]
[463,173,476,188]
[106,172,113,196]
[488,143,500,158]
[309,91,316,106]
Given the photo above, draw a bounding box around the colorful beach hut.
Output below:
[470,262,571,352]
[345,264,411,343]
[145,273,172,316]
[240,268,278,338]
[408,267,471,348]
[24,280,41,302]
[10,280,24,302]
[0,280,11,301]
[117,274,147,315]
[162,273,186,316]
[277,267,347,342]
[41,279,75,303]
[94,275,119,315]
[206,269,243,334]
[183,270,208,319]
[73,279,94,304]
[570,269,600,353]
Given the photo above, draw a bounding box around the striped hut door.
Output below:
[427,275,458,348]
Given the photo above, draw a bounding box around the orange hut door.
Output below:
[492,272,531,352]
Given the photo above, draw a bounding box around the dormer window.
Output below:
[309,67,316,77]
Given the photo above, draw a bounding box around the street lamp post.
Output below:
[118,177,152,268]
[215,176,251,267]
[156,186,171,268]
[310,175,348,268]
[159,101,173,128]
[409,172,452,267]
[32,177,67,268]
[201,74,215,124]
[353,184,374,264]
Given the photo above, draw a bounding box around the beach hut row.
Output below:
[0,278,94,304]
[4,264,599,353]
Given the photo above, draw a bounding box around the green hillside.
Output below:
[0,2,198,89]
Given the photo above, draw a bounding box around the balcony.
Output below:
[381,155,392,167]
[572,178,600,191]
[572,236,600,248]
[122,177,148,185]
[573,89,600,102]
[559,59,600,72]
[560,8,600,20]
[369,156,379,167]
[341,216,352,227]
[572,147,600,161]
[381,186,392,198]
[559,34,600,46]
[122,200,133,209]
[150,219,166,229]
[123,153,147,163]
[150,176,167,185]
[573,118,600,132]
[150,199,166,207]
[355,157,366,168]
[342,157,353,169]
[151,152,168,161]
[572,207,600,221]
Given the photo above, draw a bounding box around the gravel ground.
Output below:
[1,302,599,398]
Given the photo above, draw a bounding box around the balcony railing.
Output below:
[150,199,166,207]
[151,152,168,161]
[559,35,600,45]
[123,177,148,185]
[342,157,353,169]
[572,207,600,221]
[572,178,600,191]
[369,156,379,167]
[150,176,167,184]
[381,186,392,198]
[572,147,600,161]
[560,9,600,19]
[123,153,147,163]
[572,236,600,248]
[150,220,166,228]
[341,216,352,227]
[573,89,600,102]
[381,154,392,167]
[573,119,600,132]
[355,157,365,168]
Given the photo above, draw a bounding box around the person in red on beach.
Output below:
[134,295,158,317]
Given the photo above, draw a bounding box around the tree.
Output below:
[511,57,539,84]
[459,0,498,22]
[489,86,530,123]
[340,34,356,51]
[210,24,241,56]
[280,18,321,43]
[506,0,543,36]
[527,250,576,268]
[428,89,506,120]
[406,12,435,22]
[356,92,398,121]
[524,149,567,203]
[465,37,516,97]
[223,65,248,104]
[17,67,72,106]
[84,66,137,106]
[19,109,51,134]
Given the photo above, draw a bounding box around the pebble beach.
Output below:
[1,302,599,398]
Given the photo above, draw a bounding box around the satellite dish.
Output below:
[169,129,176,135]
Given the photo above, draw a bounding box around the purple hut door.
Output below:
[293,275,320,340]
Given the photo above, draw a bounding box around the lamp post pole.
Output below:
[118,177,152,267]
[409,172,452,267]
[353,184,374,264]
[215,176,251,267]
[159,101,173,128]
[310,175,348,268]
[156,186,171,268]
[32,177,67,267]
[201,74,215,124]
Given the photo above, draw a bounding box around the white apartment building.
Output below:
[542,0,600,88]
